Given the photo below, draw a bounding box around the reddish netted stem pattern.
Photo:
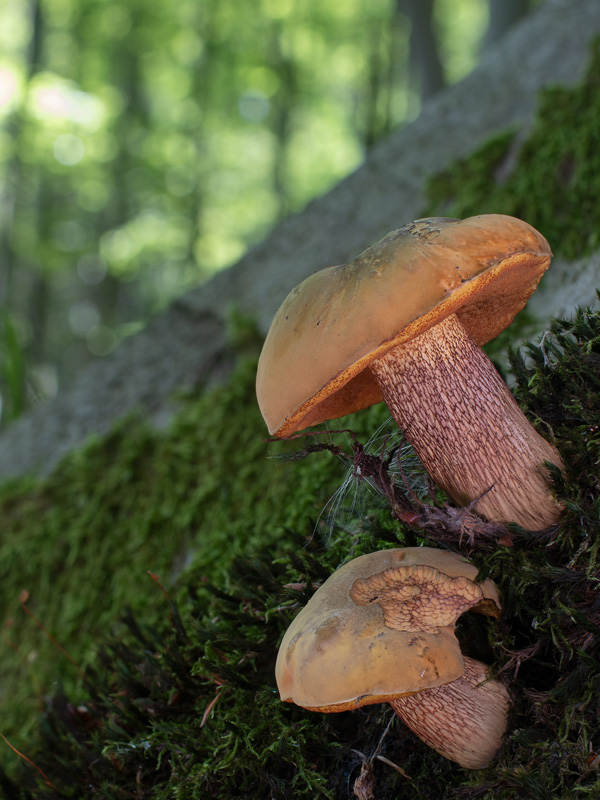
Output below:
[390,656,509,769]
[369,313,563,529]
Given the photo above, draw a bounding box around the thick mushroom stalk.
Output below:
[369,312,563,530]
[390,656,509,770]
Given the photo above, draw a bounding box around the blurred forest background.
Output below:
[0,0,539,427]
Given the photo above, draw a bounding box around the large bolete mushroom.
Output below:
[256,214,564,530]
[276,547,509,770]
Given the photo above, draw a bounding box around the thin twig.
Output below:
[0,728,57,789]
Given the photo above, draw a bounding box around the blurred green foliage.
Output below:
[0,312,27,423]
[0,0,490,410]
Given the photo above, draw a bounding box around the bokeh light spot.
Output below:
[53,134,85,166]
[68,301,101,337]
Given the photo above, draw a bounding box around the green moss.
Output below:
[0,345,398,772]
[425,39,600,261]
[0,301,598,799]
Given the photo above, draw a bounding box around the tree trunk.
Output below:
[398,0,446,101]
[486,0,531,45]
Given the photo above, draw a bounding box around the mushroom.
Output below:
[276,547,509,770]
[256,214,563,530]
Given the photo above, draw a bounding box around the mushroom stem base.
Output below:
[369,313,563,529]
[389,656,509,770]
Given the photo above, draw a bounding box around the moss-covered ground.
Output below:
[1,300,599,800]
[0,345,393,769]
[0,33,599,800]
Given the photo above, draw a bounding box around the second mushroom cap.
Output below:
[276,547,501,711]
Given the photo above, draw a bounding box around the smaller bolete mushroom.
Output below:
[276,547,509,770]
[256,214,563,530]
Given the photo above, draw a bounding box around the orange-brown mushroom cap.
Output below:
[275,547,501,712]
[256,214,551,437]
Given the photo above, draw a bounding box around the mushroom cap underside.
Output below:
[256,214,551,436]
[275,547,501,712]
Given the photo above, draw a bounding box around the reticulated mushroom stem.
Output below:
[369,313,563,530]
[389,656,509,770]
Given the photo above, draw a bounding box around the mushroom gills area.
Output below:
[368,312,563,529]
[389,656,509,770]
